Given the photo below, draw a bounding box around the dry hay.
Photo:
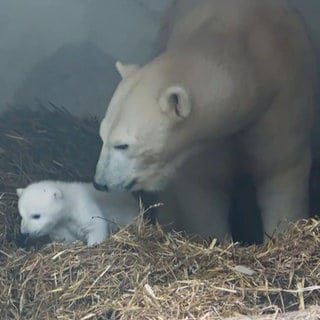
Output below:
[0,104,101,249]
[1,216,320,319]
[1,105,320,319]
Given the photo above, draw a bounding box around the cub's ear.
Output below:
[159,85,191,119]
[115,61,140,79]
[51,188,63,200]
[16,188,24,197]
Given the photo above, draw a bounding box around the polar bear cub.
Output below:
[16,180,138,245]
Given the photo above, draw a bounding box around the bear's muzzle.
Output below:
[92,180,109,192]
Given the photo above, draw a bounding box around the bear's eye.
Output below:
[113,144,129,150]
[31,214,41,220]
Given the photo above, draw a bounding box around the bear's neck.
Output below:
[147,48,275,139]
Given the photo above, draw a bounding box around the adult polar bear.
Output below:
[94,0,317,241]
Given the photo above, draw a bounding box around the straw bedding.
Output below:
[0,105,320,319]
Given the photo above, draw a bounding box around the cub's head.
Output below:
[16,182,65,238]
[94,60,195,192]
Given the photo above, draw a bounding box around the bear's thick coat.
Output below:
[94,0,318,240]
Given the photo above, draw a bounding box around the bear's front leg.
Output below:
[160,142,233,241]
[255,149,311,241]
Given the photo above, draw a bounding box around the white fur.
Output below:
[17,180,138,245]
[94,0,317,241]
[115,61,140,79]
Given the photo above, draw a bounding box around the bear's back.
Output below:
[157,0,315,90]
[161,0,295,45]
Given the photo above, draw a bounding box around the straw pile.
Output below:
[1,105,320,319]
[0,104,101,249]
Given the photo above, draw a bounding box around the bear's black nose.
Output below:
[93,180,109,192]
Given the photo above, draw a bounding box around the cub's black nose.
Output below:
[93,180,108,192]
[15,232,30,247]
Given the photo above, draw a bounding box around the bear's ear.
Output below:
[16,188,24,197]
[159,85,191,119]
[115,61,140,79]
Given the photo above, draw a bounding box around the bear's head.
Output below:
[94,60,199,192]
[17,182,66,238]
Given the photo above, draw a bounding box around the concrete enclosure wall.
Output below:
[0,0,318,118]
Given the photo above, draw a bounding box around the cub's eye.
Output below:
[113,144,129,150]
[31,214,41,220]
